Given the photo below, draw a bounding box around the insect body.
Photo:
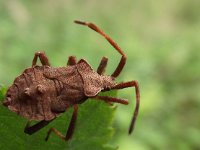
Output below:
[3,20,140,141]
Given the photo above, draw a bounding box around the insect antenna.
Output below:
[74,20,126,78]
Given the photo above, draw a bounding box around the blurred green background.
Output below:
[0,0,200,149]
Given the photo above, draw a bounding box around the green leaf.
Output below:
[0,86,117,150]
[0,85,7,100]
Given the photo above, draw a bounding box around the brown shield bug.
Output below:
[3,20,140,141]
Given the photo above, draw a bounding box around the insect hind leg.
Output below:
[67,56,77,66]
[97,57,108,75]
[32,51,50,67]
[24,120,52,135]
[45,105,78,141]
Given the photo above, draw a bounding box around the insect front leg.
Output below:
[32,51,50,67]
[111,81,140,134]
[45,105,78,141]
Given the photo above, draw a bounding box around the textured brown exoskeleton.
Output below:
[3,20,140,141]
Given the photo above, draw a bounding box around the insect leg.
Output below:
[45,105,78,141]
[112,81,140,134]
[74,20,126,78]
[67,56,77,66]
[24,120,52,135]
[45,127,65,141]
[32,51,50,67]
[97,57,108,75]
[65,104,78,140]
[94,96,129,105]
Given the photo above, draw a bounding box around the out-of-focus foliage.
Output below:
[0,0,200,150]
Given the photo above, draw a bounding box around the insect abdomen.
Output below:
[5,66,59,121]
